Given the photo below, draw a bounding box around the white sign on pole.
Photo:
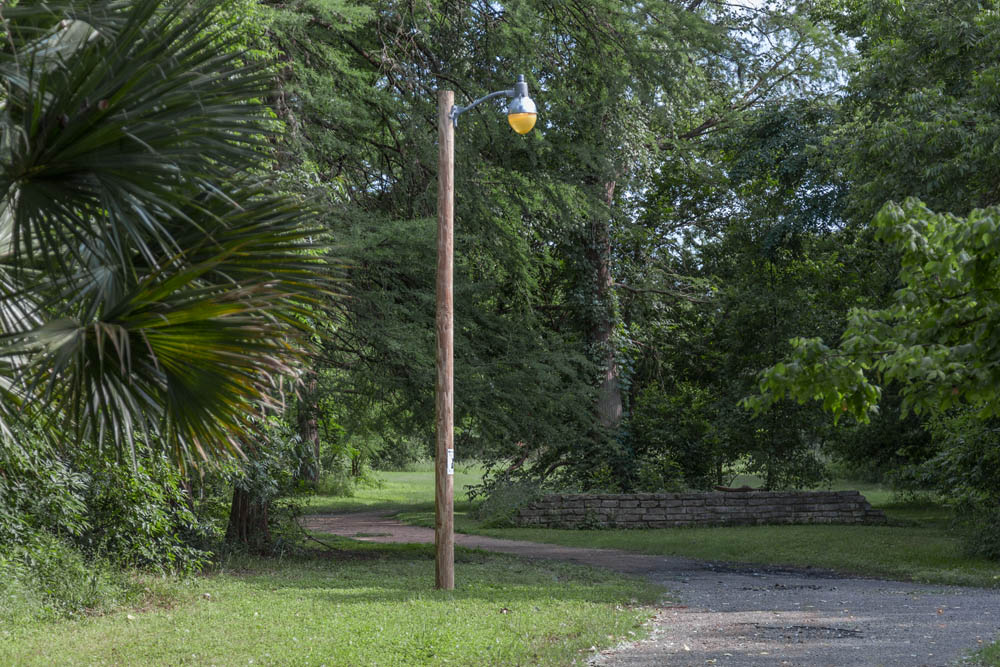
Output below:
[446,448,454,475]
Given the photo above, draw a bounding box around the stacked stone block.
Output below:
[513,491,886,529]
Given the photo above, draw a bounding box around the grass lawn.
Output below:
[1,541,661,666]
[976,640,1000,666]
[315,466,1000,589]
[304,461,484,515]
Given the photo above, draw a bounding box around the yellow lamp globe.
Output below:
[507,92,537,134]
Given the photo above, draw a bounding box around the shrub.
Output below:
[217,417,313,555]
[368,436,427,471]
[633,453,686,492]
[917,411,1000,559]
[77,454,210,574]
[472,476,556,528]
[0,432,88,548]
[1,432,202,616]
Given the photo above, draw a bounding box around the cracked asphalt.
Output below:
[302,512,1000,666]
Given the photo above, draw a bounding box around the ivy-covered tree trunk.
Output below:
[297,373,321,485]
[590,181,623,430]
[225,487,270,551]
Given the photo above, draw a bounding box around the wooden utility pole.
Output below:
[435,89,455,590]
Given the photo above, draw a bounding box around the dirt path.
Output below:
[302,512,1000,666]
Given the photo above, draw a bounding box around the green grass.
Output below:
[464,522,999,587]
[393,509,1000,587]
[320,467,1000,588]
[304,461,484,515]
[974,638,1000,666]
[1,541,661,666]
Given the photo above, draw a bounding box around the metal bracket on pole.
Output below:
[450,88,514,128]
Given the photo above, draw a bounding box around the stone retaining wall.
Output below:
[513,491,886,529]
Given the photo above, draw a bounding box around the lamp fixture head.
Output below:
[507,75,537,134]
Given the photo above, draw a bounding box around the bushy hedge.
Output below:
[920,412,1000,560]
[0,434,168,621]
[0,411,327,621]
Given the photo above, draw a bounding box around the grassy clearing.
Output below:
[320,467,1000,588]
[1,541,660,666]
[304,461,484,515]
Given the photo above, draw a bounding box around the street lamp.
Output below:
[450,75,538,134]
[435,75,536,590]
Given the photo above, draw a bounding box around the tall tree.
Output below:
[258,0,845,488]
[746,0,1000,553]
[749,0,1000,424]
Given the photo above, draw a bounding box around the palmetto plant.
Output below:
[0,0,328,465]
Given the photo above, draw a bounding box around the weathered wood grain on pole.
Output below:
[435,89,455,590]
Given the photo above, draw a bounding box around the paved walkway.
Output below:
[302,512,1000,666]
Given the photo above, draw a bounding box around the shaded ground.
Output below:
[302,512,1000,666]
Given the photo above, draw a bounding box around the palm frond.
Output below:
[0,0,337,465]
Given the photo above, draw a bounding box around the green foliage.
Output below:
[0,0,341,603]
[1,434,204,616]
[974,639,1000,667]
[368,435,426,472]
[0,431,151,617]
[215,417,314,555]
[625,97,878,491]
[0,431,87,548]
[747,202,1000,532]
[315,470,356,498]
[823,390,934,484]
[917,412,1000,559]
[77,456,209,573]
[836,0,1000,220]
[743,0,1000,555]
[229,420,308,513]
[629,384,722,489]
[256,0,850,493]
[0,0,328,465]
[750,200,1000,423]
[0,533,143,622]
[471,476,554,528]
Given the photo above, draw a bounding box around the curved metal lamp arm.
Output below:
[450,88,514,128]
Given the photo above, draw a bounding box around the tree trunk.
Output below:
[588,180,623,429]
[225,487,271,552]
[298,373,321,485]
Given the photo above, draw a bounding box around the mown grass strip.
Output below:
[461,521,1000,588]
[395,505,1000,588]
